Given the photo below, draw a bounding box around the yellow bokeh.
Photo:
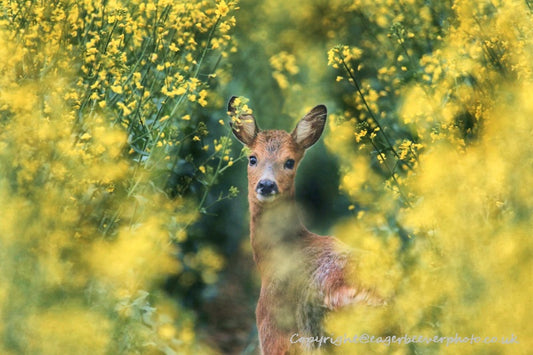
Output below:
[0,0,235,353]
[325,0,533,353]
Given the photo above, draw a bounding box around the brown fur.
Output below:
[228,98,381,354]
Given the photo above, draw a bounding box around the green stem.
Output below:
[339,56,412,206]
[197,130,232,213]
[340,57,411,170]
[193,16,221,80]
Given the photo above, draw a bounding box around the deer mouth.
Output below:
[256,192,279,203]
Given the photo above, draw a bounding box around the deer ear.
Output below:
[228,96,259,146]
[291,105,327,149]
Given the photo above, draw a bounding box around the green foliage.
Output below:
[324,1,533,354]
[0,0,238,353]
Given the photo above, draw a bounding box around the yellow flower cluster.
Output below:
[325,1,533,353]
[327,45,363,69]
[0,0,238,353]
[270,51,300,90]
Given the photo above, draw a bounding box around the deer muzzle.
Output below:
[256,179,279,201]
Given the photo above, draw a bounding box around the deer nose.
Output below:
[256,179,278,196]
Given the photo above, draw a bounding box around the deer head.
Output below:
[228,96,327,205]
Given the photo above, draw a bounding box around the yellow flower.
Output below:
[175,86,187,96]
[169,42,179,52]
[110,85,123,94]
[158,323,176,340]
[216,1,230,17]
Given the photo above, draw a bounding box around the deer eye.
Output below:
[249,155,257,166]
[284,159,295,170]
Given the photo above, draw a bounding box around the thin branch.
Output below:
[339,57,412,171]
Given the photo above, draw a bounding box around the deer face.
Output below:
[228,97,327,204]
[246,130,302,202]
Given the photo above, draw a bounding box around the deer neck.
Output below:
[248,195,307,273]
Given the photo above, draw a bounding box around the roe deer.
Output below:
[228,97,381,354]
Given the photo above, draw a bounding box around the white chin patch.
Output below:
[256,193,278,203]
